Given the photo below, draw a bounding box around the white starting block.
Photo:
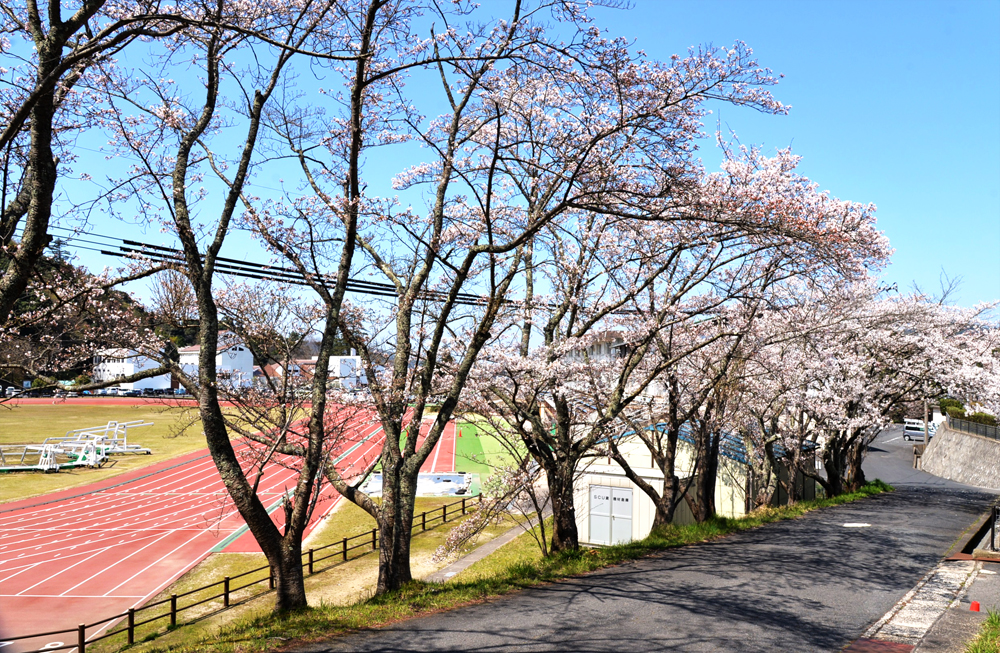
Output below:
[0,420,153,472]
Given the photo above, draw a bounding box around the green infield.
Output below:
[454,421,518,478]
[0,403,205,501]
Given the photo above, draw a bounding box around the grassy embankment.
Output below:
[92,495,519,653]
[967,611,1000,653]
[0,403,205,501]
[116,479,894,653]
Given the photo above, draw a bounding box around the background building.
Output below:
[92,349,172,391]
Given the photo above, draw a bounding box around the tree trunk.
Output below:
[845,436,867,492]
[374,462,416,594]
[270,543,308,612]
[547,464,579,553]
[689,423,720,522]
[0,50,56,324]
[649,475,681,530]
[821,435,847,497]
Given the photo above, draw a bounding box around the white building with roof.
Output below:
[178,333,254,388]
[92,349,172,391]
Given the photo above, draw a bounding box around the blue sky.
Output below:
[53,0,1000,309]
[592,0,1000,307]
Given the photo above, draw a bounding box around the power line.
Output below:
[20,225,503,306]
[26,225,636,315]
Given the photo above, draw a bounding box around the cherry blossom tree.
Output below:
[733,282,999,498]
[468,141,891,544]
[0,0,209,325]
[216,1,805,587]
[85,0,366,611]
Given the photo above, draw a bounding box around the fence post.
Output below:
[170,594,177,627]
[224,576,230,607]
[372,528,377,550]
[462,497,466,515]
[78,624,86,653]
[442,504,447,523]
[993,505,997,552]
[268,567,274,590]
[342,537,348,561]
[308,549,314,575]
[422,511,426,531]
[128,607,135,645]
[478,493,483,504]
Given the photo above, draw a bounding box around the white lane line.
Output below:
[3,455,221,523]
[15,546,113,596]
[0,561,42,585]
[60,529,178,596]
[0,594,146,598]
[428,423,443,472]
[451,422,457,473]
[102,518,240,595]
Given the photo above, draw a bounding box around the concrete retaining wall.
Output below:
[921,425,1000,489]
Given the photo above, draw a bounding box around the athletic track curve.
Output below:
[0,411,457,652]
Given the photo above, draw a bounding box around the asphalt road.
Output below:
[294,426,996,653]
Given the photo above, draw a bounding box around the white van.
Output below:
[903,419,928,441]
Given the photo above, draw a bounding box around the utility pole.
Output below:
[924,398,929,441]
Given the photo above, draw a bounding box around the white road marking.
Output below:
[865,560,979,644]
[843,523,872,528]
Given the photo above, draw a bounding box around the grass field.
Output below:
[0,403,205,502]
[454,421,518,478]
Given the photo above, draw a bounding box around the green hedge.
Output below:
[966,412,998,427]
[939,398,964,411]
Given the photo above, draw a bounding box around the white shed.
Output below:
[574,424,816,546]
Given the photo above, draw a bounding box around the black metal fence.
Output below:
[947,415,1000,441]
[4,494,481,652]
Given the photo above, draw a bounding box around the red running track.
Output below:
[420,420,457,474]
[0,406,452,652]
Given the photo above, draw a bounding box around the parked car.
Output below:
[903,419,928,441]
[122,389,142,397]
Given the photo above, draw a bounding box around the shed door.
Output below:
[589,486,612,546]
[611,487,633,544]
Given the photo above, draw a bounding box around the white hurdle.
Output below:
[0,420,154,472]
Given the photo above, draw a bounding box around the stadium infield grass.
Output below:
[118,480,894,653]
[0,403,205,502]
[454,421,518,478]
